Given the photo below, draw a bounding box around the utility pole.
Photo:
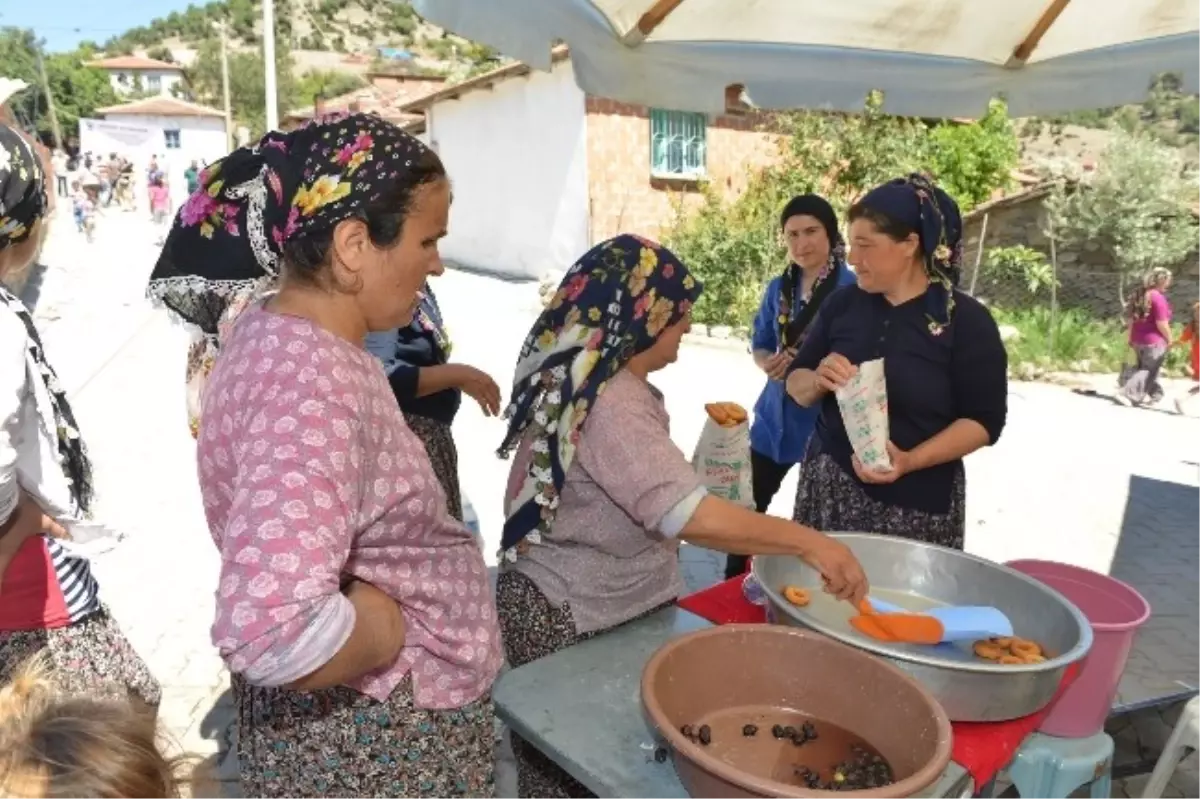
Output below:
[218,21,233,151]
[262,0,279,131]
[35,46,62,150]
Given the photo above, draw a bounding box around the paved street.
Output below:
[21,210,1199,797]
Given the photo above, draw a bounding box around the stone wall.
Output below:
[584,97,781,244]
[961,194,1199,319]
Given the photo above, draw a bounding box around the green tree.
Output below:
[665,93,1018,327]
[146,45,175,63]
[294,69,366,107]
[1044,130,1198,308]
[187,37,298,136]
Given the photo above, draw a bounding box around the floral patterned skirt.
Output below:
[496,570,670,799]
[0,607,161,710]
[233,673,495,798]
[404,413,464,522]
[792,453,966,550]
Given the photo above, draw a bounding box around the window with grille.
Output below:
[147,74,162,93]
[649,109,707,178]
[164,129,181,149]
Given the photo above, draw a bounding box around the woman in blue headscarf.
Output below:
[785,175,1008,549]
[497,235,867,798]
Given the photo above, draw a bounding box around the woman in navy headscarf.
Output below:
[785,175,1008,549]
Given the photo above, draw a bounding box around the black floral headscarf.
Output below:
[146,112,438,340]
[856,174,964,335]
[0,123,93,514]
[496,236,703,562]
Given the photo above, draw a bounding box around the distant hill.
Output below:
[90,0,504,79]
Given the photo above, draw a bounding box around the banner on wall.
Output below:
[79,118,158,149]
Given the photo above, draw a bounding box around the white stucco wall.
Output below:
[426,62,588,281]
[80,115,227,208]
[107,70,185,98]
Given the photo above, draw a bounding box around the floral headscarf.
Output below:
[0,124,46,251]
[856,174,963,335]
[0,124,93,514]
[496,235,703,562]
[146,112,438,341]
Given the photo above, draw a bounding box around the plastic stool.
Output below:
[1004,731,1114,798]
[1142,697,1199,798]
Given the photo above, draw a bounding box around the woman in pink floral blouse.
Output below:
[147,113,502,797]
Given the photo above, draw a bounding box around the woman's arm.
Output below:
[904,418,991,472]
[784,301,838,407]
[785,368,824,407]
[212,390,405,690]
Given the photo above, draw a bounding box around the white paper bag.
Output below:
[835,358,893,471]
[692,417,755,508]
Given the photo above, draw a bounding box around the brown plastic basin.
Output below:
[641,624,953,797]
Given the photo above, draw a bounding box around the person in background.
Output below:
[184,160,200,196]
[147,113,501,798]
[50,149,68,197]
[148,175,171,246]
[1116,267,1174,407]
[0,123,160,715]
[365,286,500,521]
[0,654,188,798]
[725,194,857,579]
[497,235,867,798]
[1173,301,1199,415]
[785,174,1008,549]
[69,180,88,233]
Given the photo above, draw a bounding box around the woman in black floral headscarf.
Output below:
[148,113,502,798]
[0,122,161,715]
[785,175,1009,549]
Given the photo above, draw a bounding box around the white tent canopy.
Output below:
[412,0,1199,117]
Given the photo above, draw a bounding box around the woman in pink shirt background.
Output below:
[1117,267,1174,406]
[146,113,501,797]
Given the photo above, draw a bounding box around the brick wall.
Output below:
[584,96,780,244]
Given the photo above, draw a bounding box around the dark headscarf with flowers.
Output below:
[855,174,963,335]
[146,112,437,340]
[496,235,703,561]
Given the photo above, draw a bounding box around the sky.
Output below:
[1,0,197,52]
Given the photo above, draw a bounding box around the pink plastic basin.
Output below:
[1006,559,1151,738]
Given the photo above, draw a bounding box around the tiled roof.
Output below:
[398,45,570,112]
[96,96,226,118]
[86,56,183,72]
[284,79,441,130]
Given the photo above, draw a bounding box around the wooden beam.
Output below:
[1007,0,1072,67]
[625,0,686,44]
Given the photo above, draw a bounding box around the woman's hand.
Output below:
[814,353,857,393]
[0,492,69,594]
[851,442,913,485]
[454,365,502,417]
[799,534,868,604]
[763,349,796,381]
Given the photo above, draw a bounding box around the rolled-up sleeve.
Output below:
[575,381,704,536]
[209,392,362,687]
[0,314,28,526]
[952,302,1008,445]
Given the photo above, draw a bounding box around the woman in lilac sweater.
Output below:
[1118,267,1174,406]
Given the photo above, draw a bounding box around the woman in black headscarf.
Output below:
[0,123,161,712]
[785,175,1008,548]
[725,194,857,579]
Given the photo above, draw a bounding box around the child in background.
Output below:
[75,184,98,243]
[1175,301,1199,415]
[148,176,171,245]
[69,181,86,233]
[0,656,188,798]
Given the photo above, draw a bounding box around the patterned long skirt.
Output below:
[792,453,966,550]
[496,571,669,799]
[404,413,464,522]
[0,607,162,711]
[234,674,495,798]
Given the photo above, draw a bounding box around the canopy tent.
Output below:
[411,0,1199,118]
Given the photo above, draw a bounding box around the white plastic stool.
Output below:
[1142,697,1199,798]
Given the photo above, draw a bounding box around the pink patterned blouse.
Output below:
[197,305,502,708]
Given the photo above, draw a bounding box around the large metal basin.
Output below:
[752,534,1093,722]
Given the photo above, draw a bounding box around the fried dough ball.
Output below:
[1010,639,1042,657]
[973,640,1004,660]
[782,585,811,607]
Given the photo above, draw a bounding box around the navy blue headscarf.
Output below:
[496,235,703,562]
[856,174,964,334]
